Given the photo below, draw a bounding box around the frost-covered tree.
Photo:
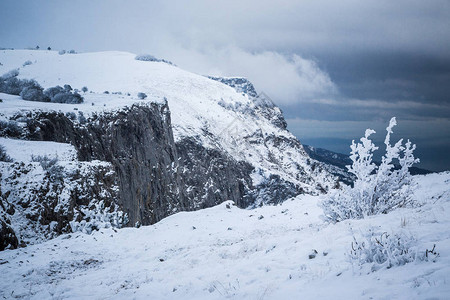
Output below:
[321,117,419,222]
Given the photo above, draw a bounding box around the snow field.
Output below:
[0,137,77,162]
[0,172,449,299]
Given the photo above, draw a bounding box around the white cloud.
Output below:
[157,45,338,105]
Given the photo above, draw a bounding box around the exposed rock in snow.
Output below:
[0,159,125,249]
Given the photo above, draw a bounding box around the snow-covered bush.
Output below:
[137,92,147,99]
[135,54,174,65]
[31,155,64,181]
[65,111,77,120]
[1,69,19,79]
[81,86,88,93]
[350,229,438,272]
[44,85,84,104]
[0,145,12,162]
[70,200,128,234]
[135,54,158,62]
[43,86,62,99]
[78,111,87,124]
[321,117,419,222]
[22,60,32,67]
[0,120,21,137]
[51,91,83,104]
[0,70,40,96]
[20,82,47,102]
[0,70,82,103]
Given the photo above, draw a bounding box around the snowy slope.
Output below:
[0,172,449,299]
[0,49,334,195]
[0,137,77,162]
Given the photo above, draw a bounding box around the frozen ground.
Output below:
[0,137,77,162]
[0,172,449,299]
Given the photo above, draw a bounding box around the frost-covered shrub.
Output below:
[0,70,82,104]
[135,54,174,65]
[321,118,419,222]
[70,200,128,234]
[78,111,87,124]
[51,92,83,104]
[19,82,47,102]
[1,69,19,79]
[58,50,66,55]
[135,54,158,61]
[22,60,32,67]
[0,70,35,95]
[43,85,84,104]
[44,85,63,99]
[2,120,22,137]
[81,86,88,93]
[32,154,57,169]
[31,155,64,181]
[0,145,13,162]
[350,229,438,272]
[65,111,77,120]
[137,92,147,99]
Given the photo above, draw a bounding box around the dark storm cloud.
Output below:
[0,0,449,170]
[316,52,450,106]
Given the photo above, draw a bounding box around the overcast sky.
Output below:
[1,0,449,171]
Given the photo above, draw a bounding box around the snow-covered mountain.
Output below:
[0,50,335,248]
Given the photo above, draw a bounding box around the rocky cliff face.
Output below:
[1,101,264,241]
[0,160,124,250]
[2,103,188,226]
[176,137,254,209]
